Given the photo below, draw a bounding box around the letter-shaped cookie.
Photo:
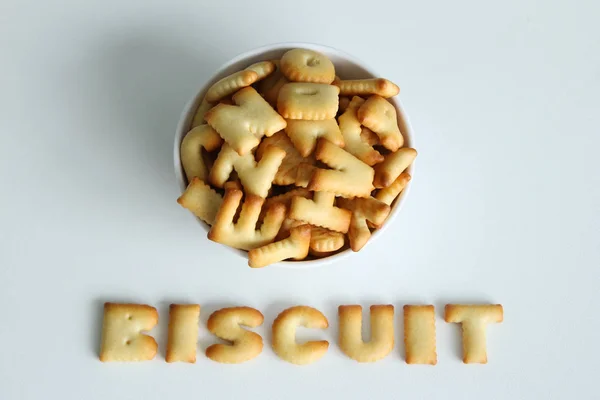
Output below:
[357,95,404,151]
[180,124,224,182]
[309,227,345,253]
[177,177,223,226]
[191,98,213,128]
[208,185,286,251]
[284,119,344,157]
[205,87,287,156]
[334,78,399,98]
[248,225,312,268]
[280,49,336,84]
[256,131,311,186]
[99,303,158,362]
[445,304,504,364]
[338,305,394,363]
[277,83,340,120]
[209,143,285,198]
[272,305,329,365]
[166,304,200,363]
[289,191,351,233]
[337,197,391,251]
[404,305,437,365]
[308,139,374,198]
[375,172,411,206]
[206,307,264,364]
[338,96,384,166]
[373,147,417,188]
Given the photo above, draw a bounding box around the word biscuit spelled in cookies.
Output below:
[206,307,264,364]
[339,305,395,363]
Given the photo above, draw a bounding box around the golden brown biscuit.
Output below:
[309,227,345,253]
[373,147,417,188]
[338,96,351,114]
[445,304,504,364]
[248,225,311,268]
[206,307,264,364]
[99,303,158,362]
[277,83,340,120]
[308,139,374,198]
[289,191,352,233]
[284,119,344,157]
[334,78,399,98]
[404,305,437,365]
[205,70,259,103]
[209,143,285,198]
[180,124,224,182]
[244,60,276,80]
[360,127,380,146]
[338,96,384,166]
[280,49,336,84]
[205,87,287,156]
[191,98,213,128]
[338,305,394,363]
[263,188,312,212]
[375,172,411,206]
[256,131,312,185]
[166,304,200,363]
[272,305,329,364]
[208,185,286,250]
[177,177,223,226]
[337,197,391,251]
[357,95,404,151]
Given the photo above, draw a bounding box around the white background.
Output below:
[1,0,599,399]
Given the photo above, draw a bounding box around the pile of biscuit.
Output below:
[177,48,417,268]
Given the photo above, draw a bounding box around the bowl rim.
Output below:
[173,42,416,268]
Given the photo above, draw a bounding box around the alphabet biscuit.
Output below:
[248,225,311,268]
[99,303,158,362]
[166,304,200,363]
[357,95,404,151]
[338,305,394,363]
[289,191,352,233]
[373,147,417,189]
[272,305,329,365]
[334,78,399,98]
[285,119,344,157]
[404,305,437,365]
[338,96,384,166]
[180,124,224,182]
[280,48,336,84]
[277,83,339,120]
[177,177,223,226]
[206,307,264,364]
[205,87,287,156]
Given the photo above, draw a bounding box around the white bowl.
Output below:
[174,42,416,268]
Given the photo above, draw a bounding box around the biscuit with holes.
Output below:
[334,78,399,98]
[277,83,339,120]
[338,305,394,363]
[337,197,390,251]
[285,119,344,157]
[209,143,285,198]
[256,131,312,185]
[191,98,213,128]
[404,305,437,365]
[272,305,329,364]
[99,303,158,362]
[208,185,286,250]
[290,191,351,233]
[280,49,335,84]
[166,304,200,363]
[375,172,411,205]
[373,147,417,188]
[248,225,311,268]
[206,307,264,364]
[308,139,374,198]
[445,304,504,364]
[357,95,404,151]
[180,124,224,182]
[205,87,287,155]
[310,227,345,253]
[177,178,223,226]
[206,70,259,103]
[338,96,384,166]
